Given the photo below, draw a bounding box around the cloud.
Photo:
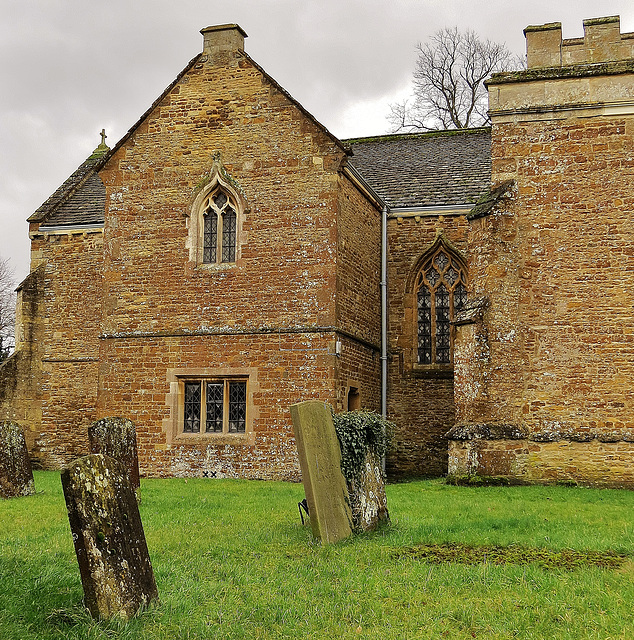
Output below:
[1,0,633,280]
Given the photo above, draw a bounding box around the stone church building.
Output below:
[2,16,634,486]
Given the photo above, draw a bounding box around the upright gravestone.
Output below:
[61,454,158,620]
[88,417,140,497]
[290,400,353,544]
[0,420,35,499]
[347,450,390,532]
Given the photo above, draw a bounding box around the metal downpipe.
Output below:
[381,204,389,419]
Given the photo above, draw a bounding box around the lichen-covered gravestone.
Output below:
[332,410,390,533]
[88,417,140,497]
[61,454,158,620]
[290,400,353,544]
[346,451,389,532]
[0,420,35,499]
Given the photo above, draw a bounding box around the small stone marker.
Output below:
[347,450,389,532]
[290,400,353,544]
[89,417,140,496]
[0,420,35,499]
[61,454,158,620]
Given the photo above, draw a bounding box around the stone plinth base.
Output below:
[448,437,634,488]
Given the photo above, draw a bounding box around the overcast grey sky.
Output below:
[2,0,633,283]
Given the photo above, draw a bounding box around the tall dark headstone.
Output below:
[88,417,140,496]
[0,420,35,499]
[61,454,158,620]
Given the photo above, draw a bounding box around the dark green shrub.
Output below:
[332,410,394,483]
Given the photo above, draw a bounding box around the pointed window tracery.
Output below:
[415,246,467,365]
[202,189,238,264]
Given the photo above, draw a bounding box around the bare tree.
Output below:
[0,256,16,362]
[390,28,523,132]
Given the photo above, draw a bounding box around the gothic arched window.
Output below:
[416,246,467,365]
[202,190,238,264]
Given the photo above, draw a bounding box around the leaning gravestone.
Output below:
[290,400,353,544]
[88,417,140,497]
[0,420,35,499]
[61,454,158,620]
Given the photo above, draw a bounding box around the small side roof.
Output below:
[345,128,491,209]
[28,141,109,227]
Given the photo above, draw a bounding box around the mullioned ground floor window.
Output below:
[183,379,247,434]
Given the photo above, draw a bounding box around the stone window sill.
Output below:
[411,365,454,379]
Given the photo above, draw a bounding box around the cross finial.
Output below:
[100,129,107,146]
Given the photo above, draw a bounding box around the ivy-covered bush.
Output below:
[332,410,394,483]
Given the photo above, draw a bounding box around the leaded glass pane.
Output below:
[203,209,217,263]
[426,267,439,286]
[221,208,237,263]
[455,282,468,312]
[214,192,227,209]
[184,383,201,433]
[435,284,451,363]
[228,381,247,433]
[417,286,432,364]
[434,251,449,271]
[445,265,458,286]
[205,382,224,433]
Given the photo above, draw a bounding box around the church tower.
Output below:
[450,17,634,487]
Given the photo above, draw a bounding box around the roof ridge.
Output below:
[343,127,491,145]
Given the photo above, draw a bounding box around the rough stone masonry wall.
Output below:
[0,267,44,454]
[29,232,103,467]
[386,213,469,478]
[452,91,634,486]
[98,53,346,339]
[98,332,337,479]
[333,175,382,414]
[503,116,634,437]
[94,46,379,478]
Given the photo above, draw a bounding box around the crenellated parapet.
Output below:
[488,16,634,122]
[524,16,634,69]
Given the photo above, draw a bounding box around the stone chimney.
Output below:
[200,24,248,64]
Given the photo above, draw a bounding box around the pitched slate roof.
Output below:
[345,128,492,209]
[28,144,108,227]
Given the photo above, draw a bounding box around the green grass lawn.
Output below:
[1,471,633,639]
